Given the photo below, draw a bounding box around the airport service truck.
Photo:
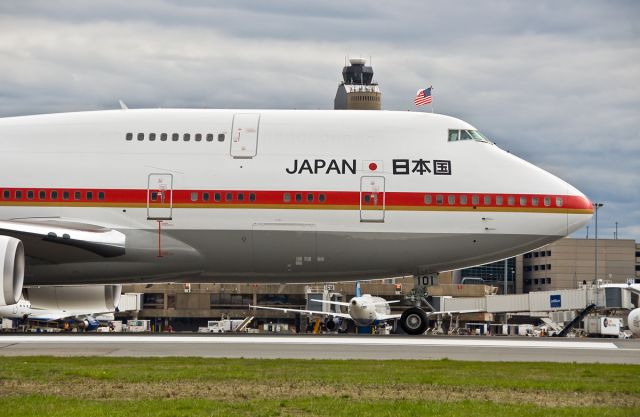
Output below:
[199,319,245,333]
[584,317,623,337]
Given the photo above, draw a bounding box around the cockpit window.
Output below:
[448,129,490,143]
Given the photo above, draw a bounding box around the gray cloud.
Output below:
[0,1,638,240]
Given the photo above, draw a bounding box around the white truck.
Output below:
[199,319,245,333]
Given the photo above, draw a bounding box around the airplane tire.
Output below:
[400,307,428,335]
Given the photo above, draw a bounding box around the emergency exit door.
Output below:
[147,173,173,220]
[360,176,385,222]
[230,113,260,158]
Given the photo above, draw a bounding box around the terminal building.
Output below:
[334,58,381,110]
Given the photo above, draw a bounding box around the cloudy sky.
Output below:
[1,1,639,240]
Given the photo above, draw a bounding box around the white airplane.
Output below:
[0,284,121,330]
[0,109,593,333]
[251,282,401,328]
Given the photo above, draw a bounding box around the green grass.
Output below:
[1,357,638,417]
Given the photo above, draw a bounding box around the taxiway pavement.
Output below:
[0,334,638,363]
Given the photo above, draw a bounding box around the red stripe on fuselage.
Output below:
[0,187,593,212]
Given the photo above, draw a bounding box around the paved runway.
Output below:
[1,334,638,363]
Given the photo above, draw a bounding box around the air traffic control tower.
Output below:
[334,58,381,110]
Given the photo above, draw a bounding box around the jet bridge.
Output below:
[439,285,634,314]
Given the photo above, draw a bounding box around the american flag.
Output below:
[414,87,432,106]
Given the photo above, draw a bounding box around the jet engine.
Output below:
[24,284,122,312]
[325,317,340,332]
[629,308,640,336]
[0,236,25,306]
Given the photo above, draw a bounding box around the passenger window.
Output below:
[448,130,459,142]
[520,196,527,206]
[191,192,198,202]
[436,194,443,205]
[532,197,539,206]
[51,191,58,200]
[495,195,503,205]
[27,190,34,200]
[283,193,291,203]
[225,192,232,202]
[172,133,179,141]
[62,191,69,200]
[424,194,432,204]
[483,195,491,205]
[15,191,22,199]
[508,196,515,206]
[472,195,479,205]
[86,192,93,201]
[161,133,168,141]
[544,197,551,207]
[39,190,46,200]
[206,134,214,142]
[460,130,473,140]
[214,192,221,202]
[318,194,325,203]
[183,133,190,142]
[218,133,225,142]
[98,192,105,201]
[363,195,371,204]
[137,133,144,141]
[74,191,81,200]
[202,192,209,202]
[307,193,313,202]
[149,133,156,141]
[195,134,202,142]
[126,133,133,141]
[249,193,256,202]
[295,193,302,202]
[447,195,455,205]
[151,192,158,201]
[237,193,244,202]
[556,197,563,207]
[2,190,9,199]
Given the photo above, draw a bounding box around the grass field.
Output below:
[0,357,639,416]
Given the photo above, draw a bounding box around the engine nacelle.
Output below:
[0,236,25,306]
[24,284,122,312]
[629,308,640,337]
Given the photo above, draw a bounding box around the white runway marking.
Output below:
[0,335,618,350]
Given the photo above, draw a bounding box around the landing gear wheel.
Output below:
[400,307,428,335]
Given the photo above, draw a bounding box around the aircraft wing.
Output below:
[309,299,351,307]
[377,313,402,320]
[249,304,352,319]
[427,309,483,316]
[0,218,126,260]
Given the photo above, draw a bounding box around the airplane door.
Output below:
[230,113,260,158]
[147,173,173,220]
[360,176,385,222]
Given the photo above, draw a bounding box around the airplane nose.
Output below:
[566,185,594,235]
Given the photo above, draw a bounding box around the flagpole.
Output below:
[430,85,434,113]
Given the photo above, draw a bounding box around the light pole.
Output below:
[593,202,603,305]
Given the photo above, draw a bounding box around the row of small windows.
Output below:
[525,278,552,285]
[525,264,552,272]
[2,189,105,201]
[181,192,328,204]
[126,132,226,142]
[351,95,380,102]
[424,194,563,207]
[185,192,257,203]
[524,250,552,259]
